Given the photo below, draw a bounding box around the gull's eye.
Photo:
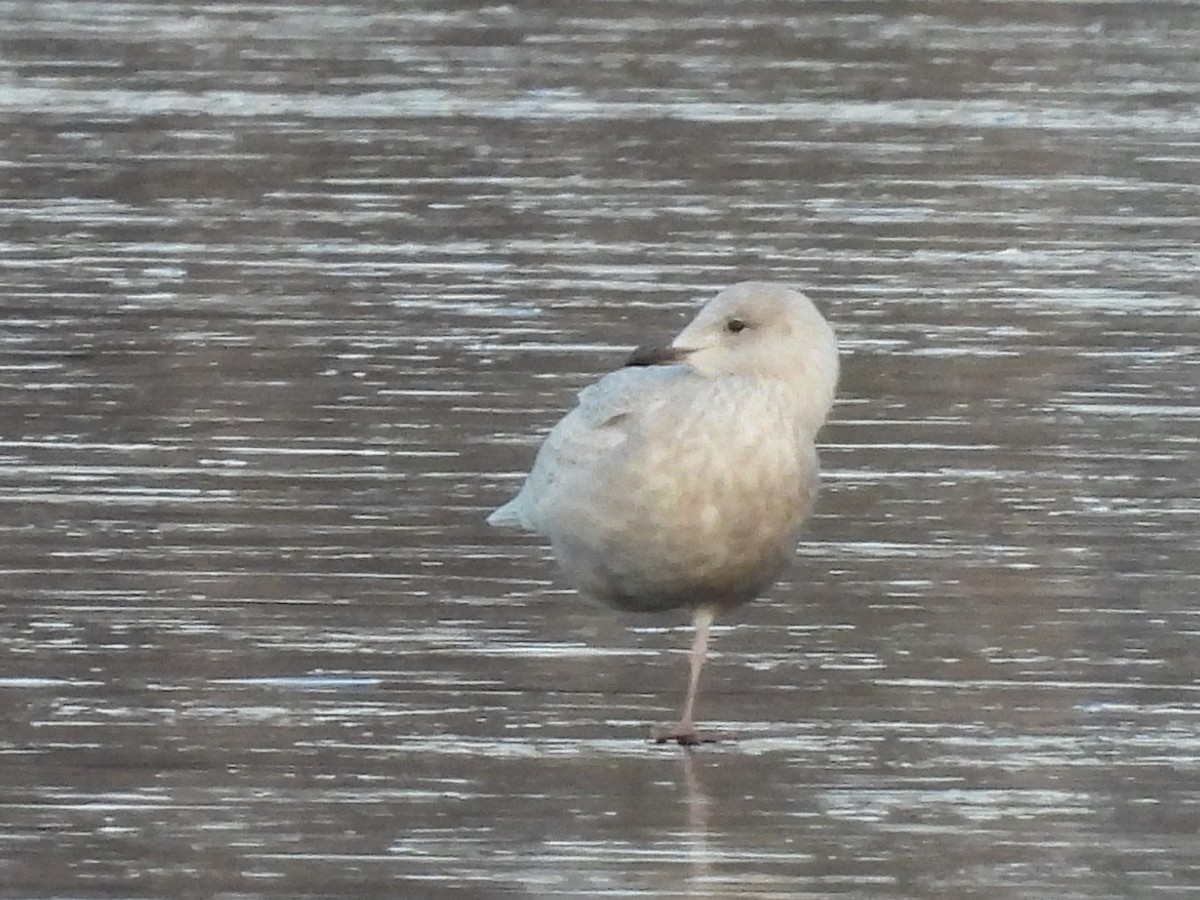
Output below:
[725,318,748,334]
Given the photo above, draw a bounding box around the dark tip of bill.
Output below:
[625,345,683,367]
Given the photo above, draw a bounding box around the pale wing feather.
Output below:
[487,365,690,531]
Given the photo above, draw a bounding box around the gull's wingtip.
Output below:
[486,501,523,528]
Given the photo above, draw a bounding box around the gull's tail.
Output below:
[486,502,519,527]
[486,496,533,529]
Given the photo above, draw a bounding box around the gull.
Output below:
[488,282,839,744]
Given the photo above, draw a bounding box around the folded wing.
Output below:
[487,365,690,531]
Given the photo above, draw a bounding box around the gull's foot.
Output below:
[650,724,723,746]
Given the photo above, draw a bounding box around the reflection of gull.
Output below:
[679,750,713,896]
[489,283,839,743]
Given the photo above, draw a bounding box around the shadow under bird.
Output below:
[487,281,839,745]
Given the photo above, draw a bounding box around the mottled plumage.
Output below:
[488,282,839,743]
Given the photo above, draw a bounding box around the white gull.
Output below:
[488,281,840,744]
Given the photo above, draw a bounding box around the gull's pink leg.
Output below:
[654,605,718,745]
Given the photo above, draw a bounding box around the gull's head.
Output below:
[627,281,839,424]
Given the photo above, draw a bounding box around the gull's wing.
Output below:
[487,364,690,532]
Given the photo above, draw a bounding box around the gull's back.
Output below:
[486,364,689,532]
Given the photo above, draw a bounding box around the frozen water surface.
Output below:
[1,1,1198,898]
